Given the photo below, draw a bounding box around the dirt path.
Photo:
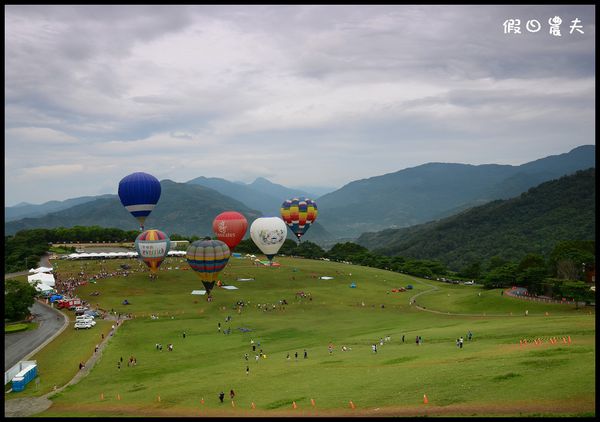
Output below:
[4,316,128,418]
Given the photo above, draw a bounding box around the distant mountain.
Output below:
[247,177,316,203]
[5,181,262,238]
[187,176,319,216]
[357,168,595,270]
[5,195,113,222]
[317,145,595,238]
[288,185,337,198]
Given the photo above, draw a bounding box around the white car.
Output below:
[75,317,96,326]
[74,321,92,329]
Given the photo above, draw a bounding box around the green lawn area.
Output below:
[6,256,595,417]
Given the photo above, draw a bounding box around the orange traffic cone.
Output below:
[349,400,355,409]
[311,398,315,407]
[251,402,256,409]
[292,401,297,409]
[201,397,204,405]
[563,337,567,344]
[423,394,429,404]
[568,336,572,344]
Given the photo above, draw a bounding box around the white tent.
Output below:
[28,272,56,287]
[29,266,53,273]
[34,283,54,293]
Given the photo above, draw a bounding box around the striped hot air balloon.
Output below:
[186,238,231,300]
[135,229,171,275]
[118,172,161,230]
[280,197,318,241]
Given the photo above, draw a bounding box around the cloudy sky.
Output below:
[5,5,595,206]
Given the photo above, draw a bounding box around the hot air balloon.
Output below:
[280,197,318,241]
[249,217,287,265]
[212,211,248,251]
[134,229,171,277]
[118,172,161,230]
[186,238,231,300]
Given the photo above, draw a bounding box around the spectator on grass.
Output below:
[219,392,225,403]
[295,351,298,360]
[304,349,308,359]
[402,334,405,343]
[230,389,235,400]
[246,366,249,375]
[286,353,290,360]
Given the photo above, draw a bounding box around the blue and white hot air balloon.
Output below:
[118,172,161,230]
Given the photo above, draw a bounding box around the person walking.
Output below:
[183,331,186,339]
[459,337,464,349]
[402,334,405,343]
[219,392,225,403]
[244,353,249,361]
[304,349,308,359]
[218,322,221,332]
[295,351,298,360]
[230,389,235,400]
[246,365,249,375]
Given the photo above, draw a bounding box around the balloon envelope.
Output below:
[135,229,171,273]
[186,239,231,296]
[212,211,248,250]
[280,197,318,240]
[250,217,287,261]
[118,172,161,229]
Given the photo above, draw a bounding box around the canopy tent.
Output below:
[319,276,334,280]
[29,266,53,273]
[34,283,54,293]
[28,272,55,287]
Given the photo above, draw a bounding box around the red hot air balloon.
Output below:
[212,211,248,251]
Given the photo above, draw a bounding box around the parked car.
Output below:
[464,281,475,285]
[75,316,95,325]
[84,310,101,318]
[74,321,92,330]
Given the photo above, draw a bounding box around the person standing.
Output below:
[295,351,298,360]
[402,334,405,343]
[219,392,225,403]
[183,331,186,339]
[459,337,464,349]
[246,365,249,375]
[218,322,221,332]
[286,353,290,360]
[304,349,308,359]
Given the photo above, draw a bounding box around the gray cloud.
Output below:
[4,5,595,205]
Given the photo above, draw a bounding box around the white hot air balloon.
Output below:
[250,217,287,265]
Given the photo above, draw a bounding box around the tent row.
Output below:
[64,251,187,260]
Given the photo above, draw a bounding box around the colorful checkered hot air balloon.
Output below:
[186,238,231,300]
[135,229,171,275]
[118,172,161,230]
[280,197,318,241]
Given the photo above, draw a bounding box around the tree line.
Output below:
[5,227,595,305]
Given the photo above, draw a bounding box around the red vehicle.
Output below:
[57,298,82,309]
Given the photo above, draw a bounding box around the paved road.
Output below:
[4,301,66,371]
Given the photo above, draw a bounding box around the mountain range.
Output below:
[316,145,595,237]
[4,145,595,247]
[357,168,596,270]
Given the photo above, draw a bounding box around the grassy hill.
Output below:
[357,168,595,270]
[7,256,594,417]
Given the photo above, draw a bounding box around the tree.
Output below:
[5,279,37,321]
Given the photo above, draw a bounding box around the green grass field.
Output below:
[7,256,595,416]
